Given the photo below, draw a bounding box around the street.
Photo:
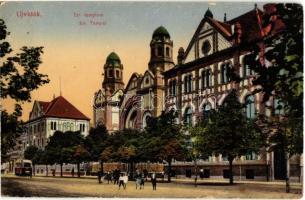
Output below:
[1,174,302,198]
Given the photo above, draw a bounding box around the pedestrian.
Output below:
[52,169,55,177]
[135,171,141,189]
[106,171,112,184]
[200,169,204,179]
[118,173,124,189]
[151,171,157,190]
[97,169,102,184]
[123,173,128,189]
[140,172,145,189]
[71,168,74,177]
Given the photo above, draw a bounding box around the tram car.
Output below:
[15,159,32,176]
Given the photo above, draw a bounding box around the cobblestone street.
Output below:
[1,174,302,198]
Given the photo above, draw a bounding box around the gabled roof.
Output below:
[44,96,90,120]
[183,8,264,63]
[37,101,50,113]
[30,96,90,121]
[124,72,142,92]
[227,9,264,43]
[183,17,233,60]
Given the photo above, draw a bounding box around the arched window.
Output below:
[142,113,151,128]
[157,46,163,56]
[202,71,206,89]
[243,56,252,78]
[206,70,210,87]
[184,76,188,93]
[184,75,192,93]
[245,95,255,119]
[184,107,193,126]
[221,64,227,84]
[166,47,170,57]
[172,79,176,96]
[108,69,113,78]
[188,75,192,92]
[221,63,231,84]
[203,104,211,120]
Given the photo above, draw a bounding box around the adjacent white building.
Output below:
[23,95,90,150]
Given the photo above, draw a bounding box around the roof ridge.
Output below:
[227,8,263,24]
[44,96,60,114]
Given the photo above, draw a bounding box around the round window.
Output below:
[202,40,211,55]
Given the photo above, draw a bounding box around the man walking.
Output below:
[97,169,102,184]
[118,173,125,189]
[151,172,157,190]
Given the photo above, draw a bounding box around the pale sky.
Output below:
[1,1,265,124]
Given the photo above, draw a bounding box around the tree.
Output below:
[72,145,90,177]
[1,18,49,162]
[85,124,108,174]
[189,118,212,187]
[238,4,303,192]
[144,110,187,182]
[1,110,23,162]
[45,131,84,177]
[24,145,38,175]
[101,128,144,177]
[193,90,265,184]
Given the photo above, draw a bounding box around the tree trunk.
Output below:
[194,158,198,187]
[229,157,234,185]
[168,160,172,183]
[100,161,104,175]
[77,162,80,178]
[266,164,269,182]
[33,164,36,176]
[60,163,63,177]
[129,161,134,179]
[286,152,290,193]
[46,165,48,177]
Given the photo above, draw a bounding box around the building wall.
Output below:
[25,117,89,150]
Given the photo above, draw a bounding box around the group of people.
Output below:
[97,169,158,190]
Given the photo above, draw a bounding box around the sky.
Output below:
[1,1,265,123]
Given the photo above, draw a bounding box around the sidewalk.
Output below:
[3,173,302,188]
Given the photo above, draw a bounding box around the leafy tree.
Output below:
[193,90,265,184]
[102,128,144,177]
[144,110,187,182]
[100,146,114,163]
[0,18,49,162]
[24,145,38,175]
[1,110,23,162]
[84,124,108,173]
[45,131,84,177]
[236,4,303,192]
[72,145,90,177]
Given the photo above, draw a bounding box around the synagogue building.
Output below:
[93,5,301,181]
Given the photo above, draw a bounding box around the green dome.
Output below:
[152,26,170,39]
[106,52,121,65]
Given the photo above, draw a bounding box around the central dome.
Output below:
[152,26,170,39]
[106,52,121,65]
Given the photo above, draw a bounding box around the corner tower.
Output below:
[148,26,174,74]
[102,52,124,94]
